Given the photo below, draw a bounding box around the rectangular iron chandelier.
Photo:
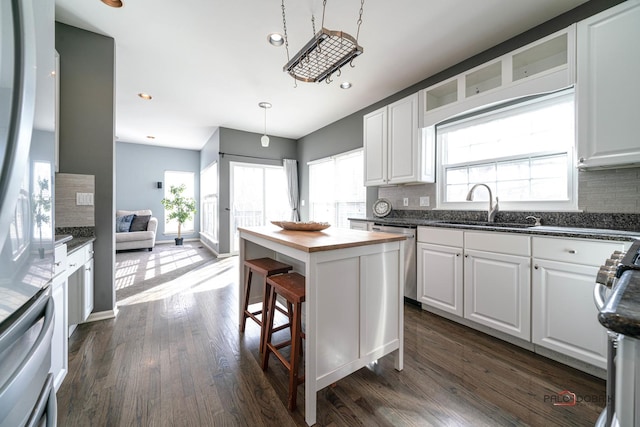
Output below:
[283,28,363,83]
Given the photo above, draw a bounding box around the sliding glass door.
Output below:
[229,162,289,253]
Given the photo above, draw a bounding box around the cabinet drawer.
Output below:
[54,244,67,276]
[67,249,85,273]
[465,231,530,256]
[532,237,628,265]
[417,227,463,246]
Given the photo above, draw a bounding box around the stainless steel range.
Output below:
[594,239,640,427]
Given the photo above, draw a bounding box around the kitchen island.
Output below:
[238,225,407,426]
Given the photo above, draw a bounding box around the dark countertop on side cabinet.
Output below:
[599,271,640,339]
[55,234,95,254]
[350,217,640,242]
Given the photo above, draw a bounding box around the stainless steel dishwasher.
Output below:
[371,224,417,303]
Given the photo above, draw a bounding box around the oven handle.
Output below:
[593,282,608,311]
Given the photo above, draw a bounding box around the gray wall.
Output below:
[296,0,629,219]
[55,23,116,315]
[217,127,297,254]
[116,141,201,242]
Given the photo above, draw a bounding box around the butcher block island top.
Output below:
[238,225,407,252]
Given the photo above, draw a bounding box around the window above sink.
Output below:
[436,89,578,212]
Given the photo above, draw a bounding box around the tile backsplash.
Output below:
[55,173,96,227]
[378,167,640,214]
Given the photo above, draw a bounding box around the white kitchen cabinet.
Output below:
[364,93,432,186]
[532,237,629,368]
[417,227,464,316]
[51,244,68,391]
[463,232,531,341]
[349,219,373,231]
[420,26,575,128]
[576,0,640,169]
[68,242,95,329]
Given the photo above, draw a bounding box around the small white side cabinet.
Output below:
[463,232,531,341]
[349,220,373,231]
[68,242,95,330]
[364,93,433,186]
[531,237,630,369]
[51,243,68,391]
[417,227,464,316]
[576,0,640,169]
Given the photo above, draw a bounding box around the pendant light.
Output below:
[259,102,272,147]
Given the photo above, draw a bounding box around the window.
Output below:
[229,162,289,253]
[200,162,218,244]
[437,90,576,211]
[164,171,195,234]
[309,149,365,228]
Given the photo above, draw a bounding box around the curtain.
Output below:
[283,159,300,221]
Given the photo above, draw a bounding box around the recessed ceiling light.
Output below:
[258,102,272,109]
[146,135,155,140]
[340,82,352,89]
[267,33,284,47]
[101,0,123,8]
[138,93,152,100]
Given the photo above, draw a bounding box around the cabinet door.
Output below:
[83,258,94,320]
[464,249,531,340]
[350,220,371,231]
[418,243,463,316]
[51,274,68,391]
[387,93,419,184]
[577,0,640,168]
[363,107,387,186]
[532,258,607,368]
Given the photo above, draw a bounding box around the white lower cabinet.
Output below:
[464,249,531,340]
[417,228,464,316]
[349,220,373,231]
[51,244,68,391]
[531,236,629,369]
[68,242,95,329]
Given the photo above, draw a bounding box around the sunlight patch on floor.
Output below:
[115,245,207,290]
[118,256,238,306]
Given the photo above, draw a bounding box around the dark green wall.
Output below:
[55,23,116,315]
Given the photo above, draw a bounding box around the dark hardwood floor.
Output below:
[57,250,605,426]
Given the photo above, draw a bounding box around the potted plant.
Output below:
[32,177,51,258]
[161,184,196,245]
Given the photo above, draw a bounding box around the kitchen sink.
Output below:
[434,220,536,229]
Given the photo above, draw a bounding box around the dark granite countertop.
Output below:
[350,217,640,242]
[66,236,95,254]
[599,271,640,339]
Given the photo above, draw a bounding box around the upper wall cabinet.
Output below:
[419,26,576,128]
[364,93,434,186]
[576,0,640,169]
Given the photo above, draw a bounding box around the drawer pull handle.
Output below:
[456,253,460,257]
[69,263,76,267]
[55,262,61,266]
[534,265,539,270]
[89,250,95,254]
[567,249,577,254]
[86,268,92,272]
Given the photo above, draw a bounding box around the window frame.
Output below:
[163,170,196,235]
[436,90,578,212]
[308,148,366,228]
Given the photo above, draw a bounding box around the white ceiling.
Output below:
[54,0,588,150]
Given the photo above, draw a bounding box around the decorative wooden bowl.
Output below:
[271,221,331,231]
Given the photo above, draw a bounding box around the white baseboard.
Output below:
[85,306,119,323]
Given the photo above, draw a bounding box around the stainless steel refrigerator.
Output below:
[0,0,57,425]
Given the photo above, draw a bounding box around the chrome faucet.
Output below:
[466,183,499,222]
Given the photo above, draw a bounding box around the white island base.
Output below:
[239,226,405,426]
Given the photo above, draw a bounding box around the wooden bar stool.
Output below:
[261,272,306,411]
[241,258,292,353]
